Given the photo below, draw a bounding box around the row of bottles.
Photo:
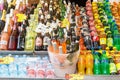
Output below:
[78,50,120,75]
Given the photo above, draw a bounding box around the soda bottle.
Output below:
[101,50,110,75]
[78,51,85,75]
[107,31,113,50]
[93,52,101,75]
[86,50,93,75]
[109,57,117,75]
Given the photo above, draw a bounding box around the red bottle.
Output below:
[8,24,18,50]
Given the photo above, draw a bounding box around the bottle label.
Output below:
[26,37,34,49]
[43,37,49,46]
[116,63,120,71]
[107,38,113,47]
[100,38,106,45]
[36,37,43,46]
[101,59,109,63]
[110,63,117,73]
[0,40,7,45]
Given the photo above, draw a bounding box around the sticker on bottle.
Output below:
[16,13,27,22]
[100,38,106,45]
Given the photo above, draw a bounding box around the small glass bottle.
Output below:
[35,32,43,51]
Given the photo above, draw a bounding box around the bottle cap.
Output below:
[10,9,14,17]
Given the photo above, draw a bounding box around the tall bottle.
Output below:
[100,32,107,50]
[93,52,101,75]
[8,24,18,50]
[101,50,110,75]
[17,25,26,50]
[25,27,35,51]
[86,51,93,75]
[78,52,85,75]
[35,32,43,51]
[107,32,113,50]
[0,16,10,50]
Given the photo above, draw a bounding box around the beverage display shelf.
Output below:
[0,75,120,80]
[0,50,48,55]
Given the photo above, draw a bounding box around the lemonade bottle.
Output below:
[25,27,35,51]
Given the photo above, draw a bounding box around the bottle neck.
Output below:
[1,10,6,21]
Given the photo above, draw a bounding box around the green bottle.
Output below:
[101,50,110,75]
[93,52,101,75]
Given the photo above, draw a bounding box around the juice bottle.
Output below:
[0,17,10,50]
[107,31,113,50]
[25,27,35,51]
[109,57,117,75]
[86,51,93,75]
[78,51,85,75]
[93,52,101,75]
[100,31,106,50]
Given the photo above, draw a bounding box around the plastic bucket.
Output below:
[48,49,80,78]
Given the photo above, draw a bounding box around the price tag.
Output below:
[16,13,27,22]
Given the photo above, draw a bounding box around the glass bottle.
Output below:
[8,24,18,50]
[43,32,50,51]
[25,27,35,51]
[0,17,10,50]
[17,25,25,50]
[35,33,43,51]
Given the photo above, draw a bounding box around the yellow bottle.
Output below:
[25,27,35,51]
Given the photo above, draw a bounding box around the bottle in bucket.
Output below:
[52,42,59,54]
[47,39,53,52]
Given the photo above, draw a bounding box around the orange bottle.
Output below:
[86,51,93,75]
[78,51,86,75]
[0,17,10,50]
